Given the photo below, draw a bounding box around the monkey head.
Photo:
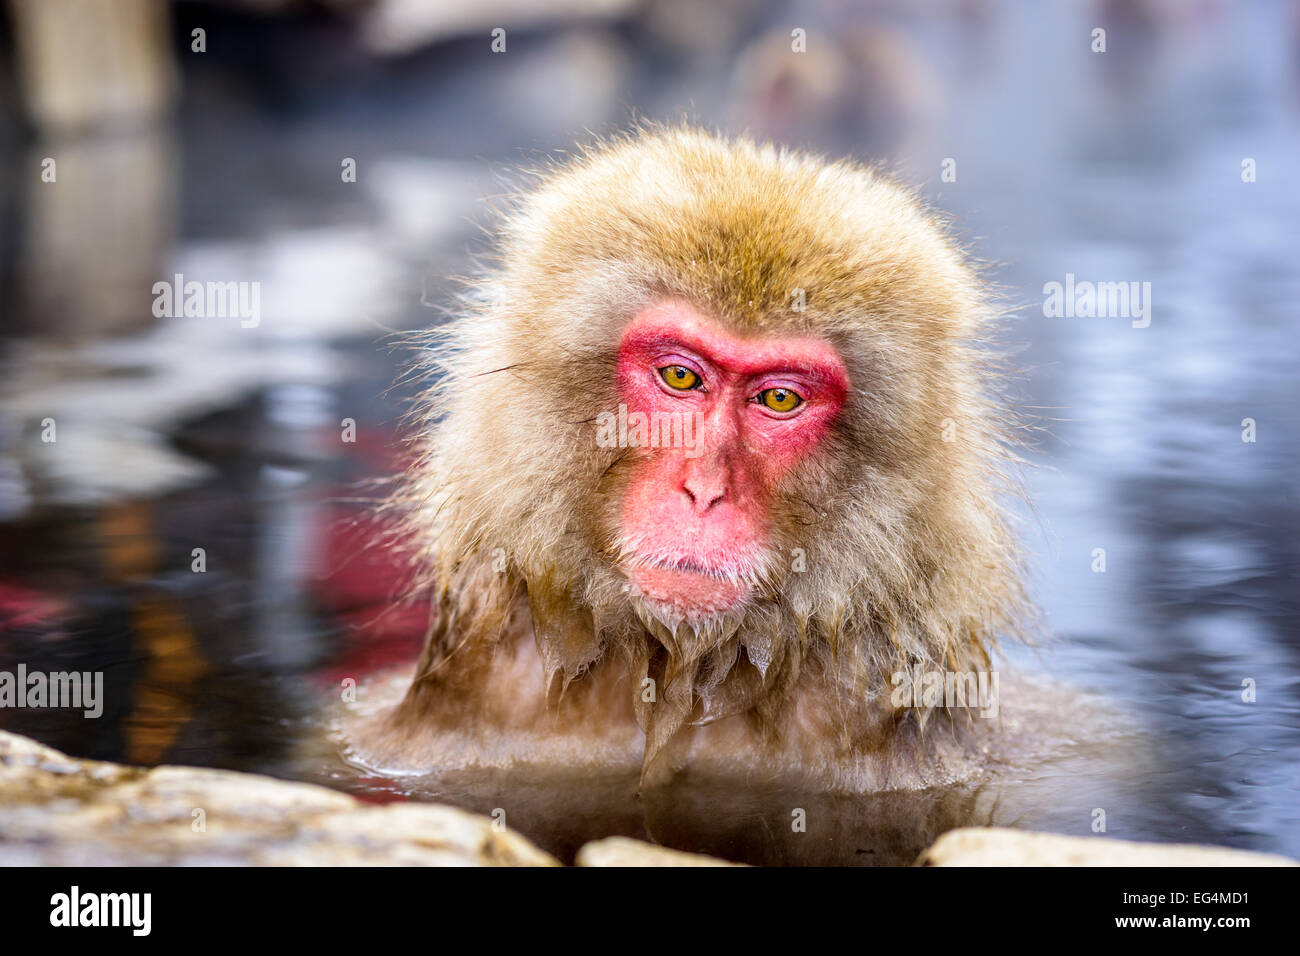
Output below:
[398,127,1029,767]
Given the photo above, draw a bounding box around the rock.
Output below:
[0,731,557,866]
[917,827,1298,867]
[576,836,741,867]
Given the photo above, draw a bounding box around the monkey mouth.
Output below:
[620,550,764,617]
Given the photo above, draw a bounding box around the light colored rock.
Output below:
[576,836,741,867]
[0,731,556,866]
[917,827,1298,867]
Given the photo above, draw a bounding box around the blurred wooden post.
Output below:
[8,0,179,336]
[8,0,176,137]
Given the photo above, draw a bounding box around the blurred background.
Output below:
[0,0,1296,864]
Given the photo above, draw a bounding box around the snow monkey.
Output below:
[356,126,1032,793]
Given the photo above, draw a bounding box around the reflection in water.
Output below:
[99,501,209,765]
[361,767,992,867]
[17,135,177,339]
[324,669,1153,866]
[0,2,1297,863]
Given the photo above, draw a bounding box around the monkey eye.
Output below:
[659,365,700,390]
[757,387,803,412]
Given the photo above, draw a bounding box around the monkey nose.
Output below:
[682,478,727,513]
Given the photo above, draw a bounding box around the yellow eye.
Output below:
[759,387,802,412]
[659,365,699,390]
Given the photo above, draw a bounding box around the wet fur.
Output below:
[357,126,1033,791]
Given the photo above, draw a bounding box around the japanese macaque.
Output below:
[354,126,1031,794]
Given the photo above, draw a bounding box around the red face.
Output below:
[615,302,849,618]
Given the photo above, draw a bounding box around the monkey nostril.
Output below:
[682,481,726,513]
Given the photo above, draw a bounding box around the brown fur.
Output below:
[360,125,1033,791]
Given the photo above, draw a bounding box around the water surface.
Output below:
[0,1,1295,864]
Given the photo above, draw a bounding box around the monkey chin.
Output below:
[629,564,750,617]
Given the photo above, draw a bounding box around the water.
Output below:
[0,1,1296,864]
